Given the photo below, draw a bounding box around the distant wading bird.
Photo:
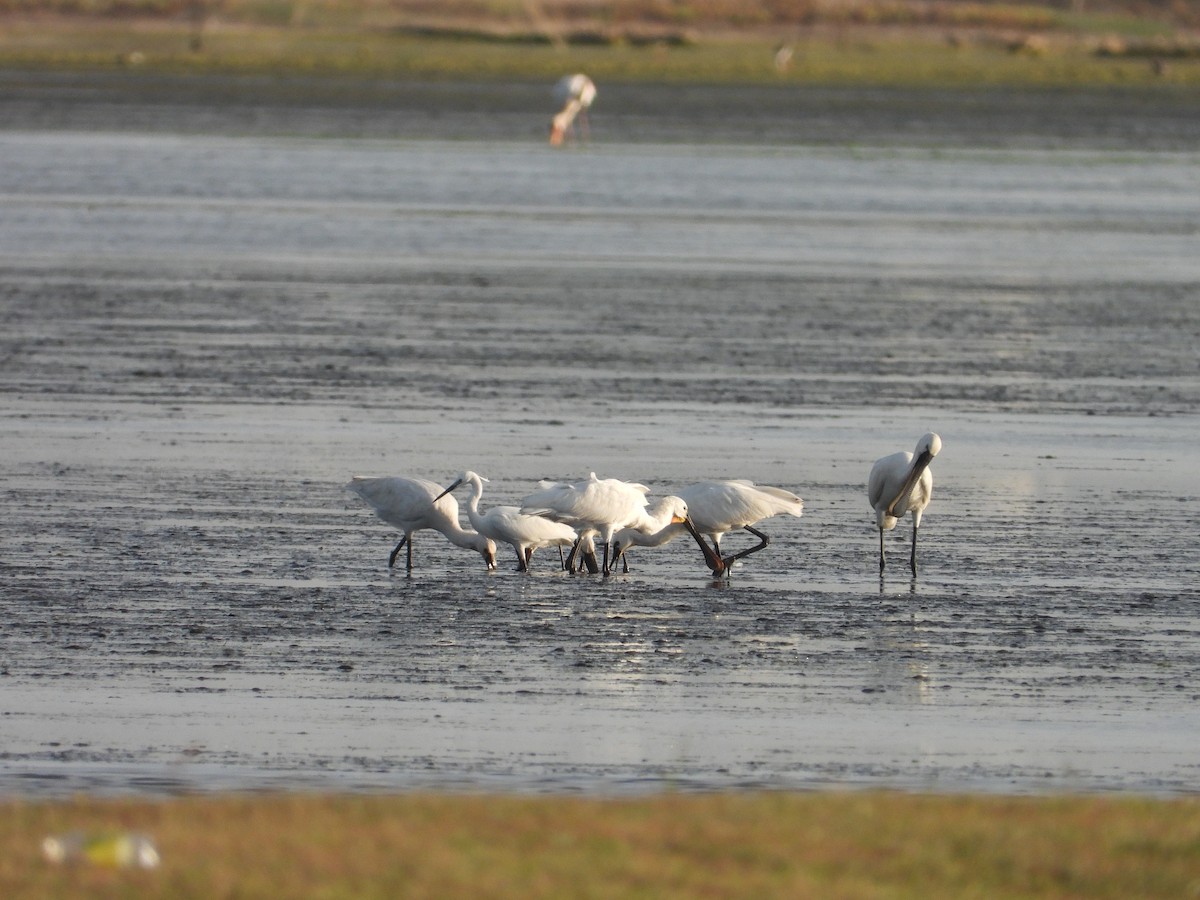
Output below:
[868,432,942,576]
[345,475,496,573]
[612,480,804,576]
[549,73,596,146]
[436,471,578,573]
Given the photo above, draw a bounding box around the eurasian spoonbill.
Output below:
[868,432,942,576]
[613,480,804,575]
[550,73,596,146]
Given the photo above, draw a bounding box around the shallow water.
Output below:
[1,87,1199,796]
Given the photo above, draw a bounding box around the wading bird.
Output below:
[345,475,496,573]
[550,73,596,146]
[436,471,578,573]
[868,432,942,577]
[612,480,804,576]
[606,494,716,575]
[521,472,652,575]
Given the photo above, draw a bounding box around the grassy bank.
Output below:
[3,791,1199,898]
[2,2,1199,87]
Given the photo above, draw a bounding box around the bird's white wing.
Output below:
[751,484,805,515]
[868,451,913,514]
[346,476,446,517]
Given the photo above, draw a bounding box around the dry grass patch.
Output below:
[1,13,1197,85]
[1,0,1199,87]
[1,791,1199,899]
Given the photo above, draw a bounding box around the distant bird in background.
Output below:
[773,43,795,73]
[612,480,804,576]
[345,475,496,573]
[868,432,942,577]
[436,471,578,573]
[550,73,596,146]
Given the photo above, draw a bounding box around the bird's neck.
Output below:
[555,100,581,129]
[628,522,684,548]
[444,525,486,551]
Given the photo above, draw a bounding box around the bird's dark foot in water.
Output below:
[705,557,728,577]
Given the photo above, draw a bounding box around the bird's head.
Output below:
[481,539,497,570]
[640,495,689,529]
[666,497,690,525]
[916,432,942,462]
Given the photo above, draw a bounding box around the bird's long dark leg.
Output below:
[910,521,919,578]
[722,525,770,568]
[601,540,611,577]
[558,545,566,571]
[515,545,530,573]
[387,535,408,569]
[711,536,731,578]
[879,528,886,574]
[566,539,600,574]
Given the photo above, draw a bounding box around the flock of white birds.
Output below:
[347,76,942,579]
[346,433,942,579]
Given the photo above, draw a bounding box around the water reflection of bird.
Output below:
[345,475,496,573]
[868,432,942,576]
[521,472,651,575]
[550,73,596,146]
[436,471,578,573]
[612,480,804,576]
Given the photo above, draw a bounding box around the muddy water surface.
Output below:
[1,83,1199,795]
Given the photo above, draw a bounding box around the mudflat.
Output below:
[1,72,1198,795]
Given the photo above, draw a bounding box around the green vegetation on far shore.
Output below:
[3,791,1200,899]
[1,1,1199,87]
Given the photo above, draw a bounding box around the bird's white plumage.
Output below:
[550,73,596,145]
[521,473,649,531]
[521,472,651,573]
[678,480,804,547]
[345,475,496,571]
[868,432,942,575]
[441,471,578,572]
[554,73,597,106]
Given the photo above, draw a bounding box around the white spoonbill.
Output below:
[436,471,578,573]
[606,494,714,575]
[868,432,942,576]
[520,472,650,575]
[345,476,496,572]
[612,480,804,575]
[550,73,596,146]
